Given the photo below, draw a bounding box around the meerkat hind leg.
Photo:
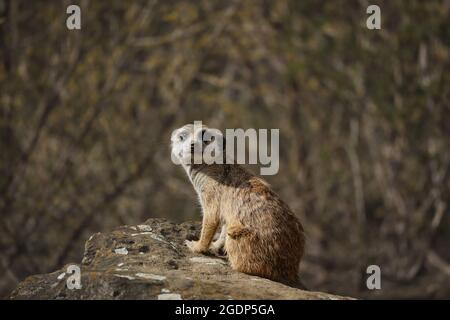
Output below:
[210,225,226,255]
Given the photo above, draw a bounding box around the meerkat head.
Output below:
[171,123,225,166]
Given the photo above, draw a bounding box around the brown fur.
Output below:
[185,164,305,287]
[172,125,305,287]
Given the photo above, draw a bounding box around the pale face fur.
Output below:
[171,124,224,166]
[171,124,305,287]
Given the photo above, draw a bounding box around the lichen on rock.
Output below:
[10,218,352,300]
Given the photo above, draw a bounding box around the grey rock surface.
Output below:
[10,218,352,300]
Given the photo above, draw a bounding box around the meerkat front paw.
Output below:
[185,240,206,253]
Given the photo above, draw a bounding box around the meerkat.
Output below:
[171,123,305,287]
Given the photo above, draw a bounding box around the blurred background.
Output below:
[0,0,449,299]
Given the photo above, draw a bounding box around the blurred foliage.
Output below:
[0,0,449,298]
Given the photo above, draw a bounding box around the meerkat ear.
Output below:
[202,128,226,164]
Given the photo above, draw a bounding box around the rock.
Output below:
[10,218,352,300]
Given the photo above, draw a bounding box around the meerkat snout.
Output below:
[171,123,306,288]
